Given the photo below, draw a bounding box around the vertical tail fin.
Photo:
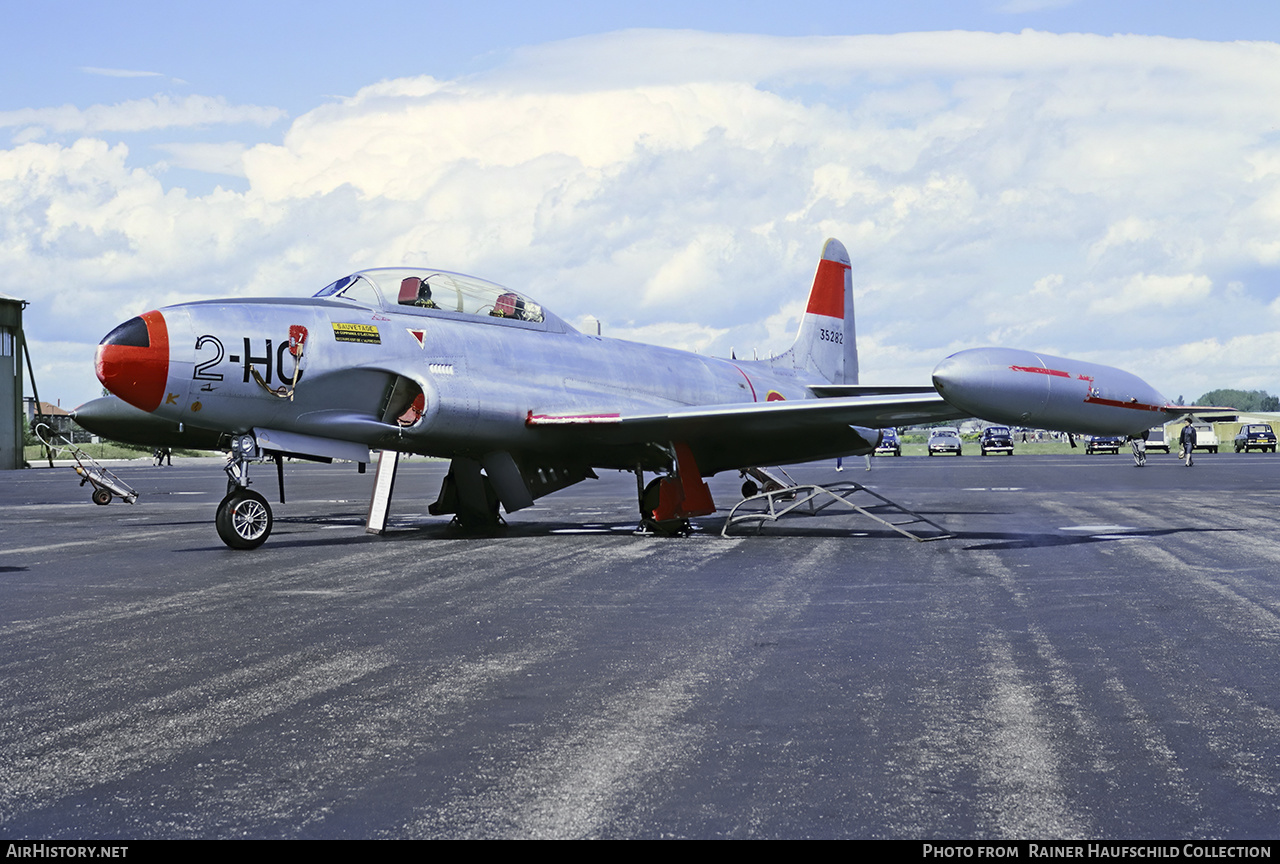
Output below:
[776,238,858,384]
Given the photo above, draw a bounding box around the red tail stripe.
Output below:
[804,259,847,319]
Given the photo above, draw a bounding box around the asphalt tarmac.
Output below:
[2,451,1278,839]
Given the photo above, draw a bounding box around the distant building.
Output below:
[24,398,91,443]
[1,293,26,470]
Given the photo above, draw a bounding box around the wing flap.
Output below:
[807,384,940,398]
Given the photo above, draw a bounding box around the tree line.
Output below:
[1194,389,1280,412]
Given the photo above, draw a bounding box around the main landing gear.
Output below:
[638,475,688,536]
[634,442,716,536]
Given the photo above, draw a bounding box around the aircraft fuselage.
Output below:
[99,295,821,473]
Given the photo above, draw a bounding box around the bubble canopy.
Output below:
[314,268,546,325]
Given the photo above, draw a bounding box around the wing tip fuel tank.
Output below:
[932,347,1170,437]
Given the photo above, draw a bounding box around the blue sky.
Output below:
[6,1,1280,407]
[7,1,1276,113]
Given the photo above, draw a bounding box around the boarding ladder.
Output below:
[723,469,951,541]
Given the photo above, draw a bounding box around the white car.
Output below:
[928,427,962,456]
[1191,423,1219,454]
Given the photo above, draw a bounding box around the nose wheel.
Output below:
[216,489,273,549]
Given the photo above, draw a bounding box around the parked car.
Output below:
[1086,435,1124,454]
[979,426,1014,456]
[1191,423,1219,453]
[1147,426,1169,453]
[928,427,962,456]
[875,428,902,456]
[1233,423,1277,453]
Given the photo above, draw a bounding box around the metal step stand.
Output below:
[722,471,952,541]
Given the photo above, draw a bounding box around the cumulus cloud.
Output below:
[153,141,250,177]
[1089,273,1214,315]
[5,28,1280,407]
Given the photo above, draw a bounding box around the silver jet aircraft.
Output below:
[80,238,1193,549]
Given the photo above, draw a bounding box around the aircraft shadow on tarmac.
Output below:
[167,507,1245,552]
[959,526,1244,551]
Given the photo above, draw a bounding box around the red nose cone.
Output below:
[95,310,170,412]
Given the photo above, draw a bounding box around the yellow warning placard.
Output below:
[332,322,381,344]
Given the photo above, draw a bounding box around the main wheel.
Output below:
[641,477,663,518]
[741,480,760,498]
[216,489,273,549]
[92,488,112,505]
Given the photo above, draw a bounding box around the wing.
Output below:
[1160,403,1236,416]
[527,391,965,474]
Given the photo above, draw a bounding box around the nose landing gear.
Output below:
[216,433,278,550]
[216,488,273,549]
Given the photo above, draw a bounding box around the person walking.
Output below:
[1179,419,1196,467]
[1131,430,1148,467]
